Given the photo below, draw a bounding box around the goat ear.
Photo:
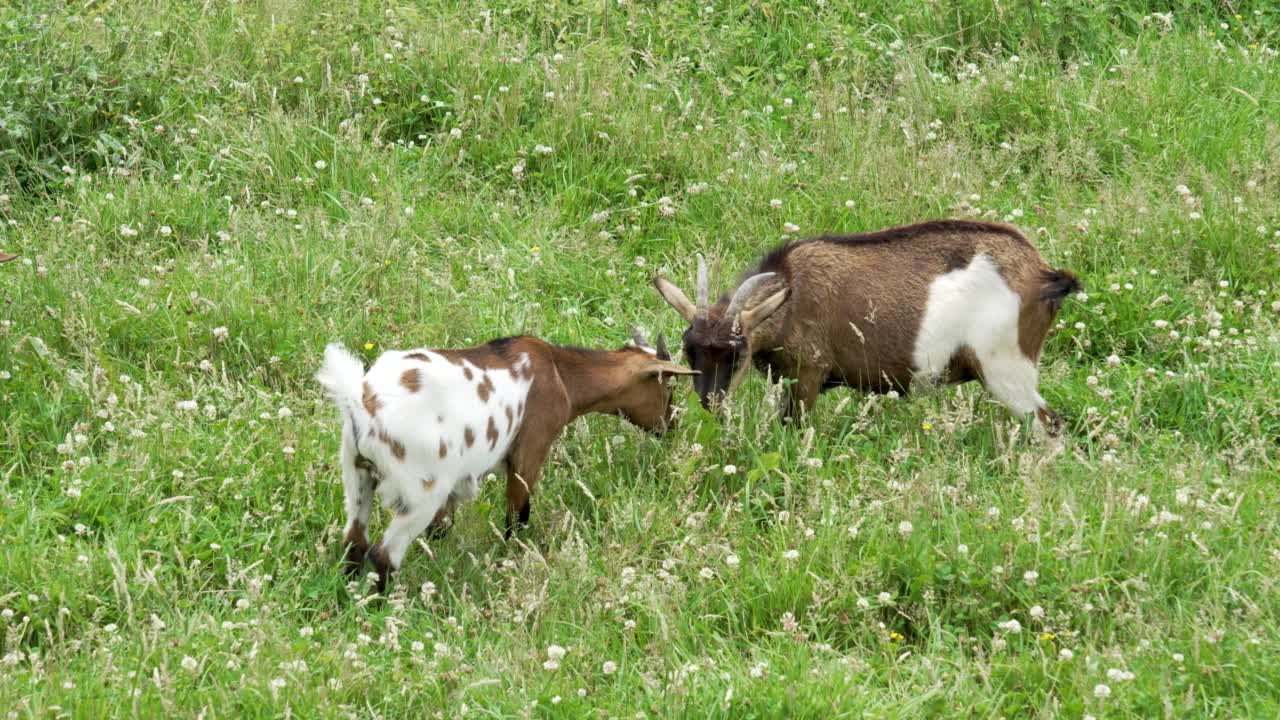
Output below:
[644,359,699,377]
[740,287,789,333]
[653,276,697,323]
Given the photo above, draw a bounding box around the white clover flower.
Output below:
[722,464,737,475]
[782,549,799,561]
[769,198,783,210]
[181,655,199,673]
[783,222,800,233]
[212,326,229,342]
[1023,570,1038,585]
[998,619,1022,634]
[1029,605,1045,619]
[897,521,913,537]
[1058,648,1074,661]
[877,592,892,605]
[725,554,740,568]
[1094,683,1111,699]
[603,660,618,675]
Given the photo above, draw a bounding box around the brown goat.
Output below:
[317,331,695,594]
[654,219,1079,431]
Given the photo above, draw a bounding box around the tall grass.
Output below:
[1,1,1278,717]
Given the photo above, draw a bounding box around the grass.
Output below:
[2,0,1279,717]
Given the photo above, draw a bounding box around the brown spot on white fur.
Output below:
[362,382,381,416]
[464,426,475,447]
[486,416,499,449]
[422,476,437,490]
[477,373,495,402]
[438,439,448,459]
[378,429,406,461]
[505,406,514,432]
[463,366,473,381]
[400,368,422,392]
[405,352,431,362]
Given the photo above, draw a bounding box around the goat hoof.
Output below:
[343,545,367,578]
[368,544,393,595]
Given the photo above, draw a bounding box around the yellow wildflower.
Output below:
[921,421,933,431]
[1040,632,1057,642]
[889,631,905,642]
[364,342,374,351]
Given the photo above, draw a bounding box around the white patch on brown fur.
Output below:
[913,253,1046,418]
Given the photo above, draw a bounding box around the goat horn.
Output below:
[629,324,650,348]
[725,272,777,327]
[655,332,670,360]
[695,253,709,317]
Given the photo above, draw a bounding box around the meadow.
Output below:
[2,0,1279,717]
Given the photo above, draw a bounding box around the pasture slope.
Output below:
[1,1,1278,717]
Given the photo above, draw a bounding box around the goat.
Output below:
[316,331,695,594]
[653,219,1080,432]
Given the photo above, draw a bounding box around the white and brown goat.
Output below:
[316,332,695,593]
[654,220,1080,431]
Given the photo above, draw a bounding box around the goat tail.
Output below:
[316,343,368,423]
[1038,268,1081,314]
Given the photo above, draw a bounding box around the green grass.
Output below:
[2,0,1279,717]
